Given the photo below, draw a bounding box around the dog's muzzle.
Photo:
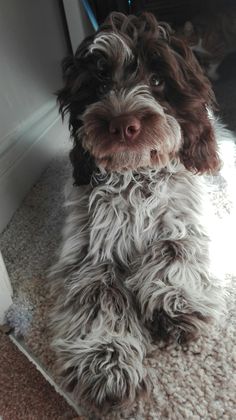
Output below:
[80,86,182,171]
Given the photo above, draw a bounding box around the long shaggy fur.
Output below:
[50,12,226,412]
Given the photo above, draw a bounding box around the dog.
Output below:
[49,12,225,412]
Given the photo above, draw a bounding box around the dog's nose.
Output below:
[109,116,141,141]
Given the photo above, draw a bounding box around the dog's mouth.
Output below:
[94,149,168,172]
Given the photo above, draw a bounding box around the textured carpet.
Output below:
[1,71,236,418]
[0,331,79,420]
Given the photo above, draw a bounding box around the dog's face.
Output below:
[58,13,220,183]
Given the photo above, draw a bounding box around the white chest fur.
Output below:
[70,162,206,271]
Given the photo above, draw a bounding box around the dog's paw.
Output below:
[60,335,148,412]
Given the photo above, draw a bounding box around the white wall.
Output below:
[0,0,92,233]
[0,0,67,140]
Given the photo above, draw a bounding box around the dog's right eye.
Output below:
[97,58,109,80]
[97,58,107,71]
[97,83,110,95]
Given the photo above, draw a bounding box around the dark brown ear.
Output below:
[57,36,96,186]
[180,112,221,174]
[69,142,96,186]
[169,36,221,174]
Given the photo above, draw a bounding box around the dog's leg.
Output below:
[126,230,224,343]
[50,190,149,410]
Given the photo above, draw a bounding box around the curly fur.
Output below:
[50,12,225,411]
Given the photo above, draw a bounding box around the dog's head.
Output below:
[58,12,220,184]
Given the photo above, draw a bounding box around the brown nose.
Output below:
[109,116,141,141]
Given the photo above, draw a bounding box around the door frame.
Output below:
[62,0,94,53]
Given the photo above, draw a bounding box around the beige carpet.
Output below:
[1,74,236,418]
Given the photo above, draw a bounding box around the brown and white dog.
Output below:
[49,12,225,412]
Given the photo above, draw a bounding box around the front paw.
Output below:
[60,335,149,412]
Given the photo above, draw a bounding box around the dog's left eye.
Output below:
[150,75,163,87]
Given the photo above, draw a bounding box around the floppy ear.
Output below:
[69,142,96,186]
[169,36,221,174]
[57,36,96,186]
[179,107,220,174]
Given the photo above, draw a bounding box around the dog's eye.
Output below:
[150,75,163,87]
[97,58,109,79]
[97,83,110,95]
[97,58,107,71]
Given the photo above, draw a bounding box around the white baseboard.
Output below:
[0,101,69,233]
[0,251,12,324]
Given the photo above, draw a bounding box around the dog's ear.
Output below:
[169,35,221,174]
[57,36,96,186]
[57,35,95,122]
[69,142,96,186]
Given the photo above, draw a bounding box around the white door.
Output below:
[63,0,94,53]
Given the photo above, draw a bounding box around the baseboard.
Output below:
[0,251,12,324]
[0,101,69,233]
